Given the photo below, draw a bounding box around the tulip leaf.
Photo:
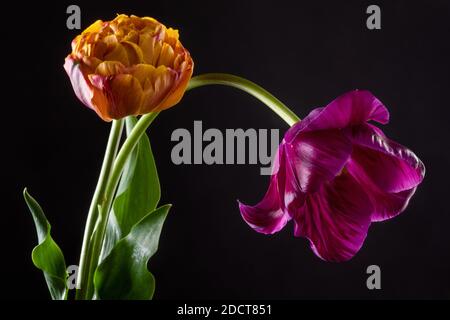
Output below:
[101,116,160,260]
[94,204,171,300]
[23,188,67,300]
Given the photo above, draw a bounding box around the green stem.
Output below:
[188,73,300,126]
[80,73,298,299]
[84,112,160,299]
[75,119,124,300]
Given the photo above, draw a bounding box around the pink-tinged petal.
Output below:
[285,90,389,143]
[285,129,352,193]
[293,172,373,262]
[345,124,425,221]
[89,74,143,120]
[64,56,111,121]
[64,56,96,110]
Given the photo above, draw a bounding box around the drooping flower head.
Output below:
[64,14,194,121]
[239,90,425,262]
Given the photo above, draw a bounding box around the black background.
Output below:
[2,0,449,299]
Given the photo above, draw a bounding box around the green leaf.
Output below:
[94,204,171,300]
[102,116,160,259]
[23,188,67,300]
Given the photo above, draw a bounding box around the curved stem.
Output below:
[188,73,300,126]
[84,112,160,299]
[75,119,124,300]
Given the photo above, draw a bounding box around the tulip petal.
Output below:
[157,59,193,111]
[82,20,104,35]
[277,144,306,216]
[238,176,289,235]
[151,67,178,106]
[104,43,129,66]
[157,43,175,68]
[129,64,156,87]
[64,56,110,120]
[138,66,176,113]
[95,61,126,76]
[138,33,158,65]
[121,41,144,65]
[286,90,389,143]
[345,124,425,221]
[294,172,373,262]
[90,74,143,119]
[108,74,143,118]
[239,145,294,234]
[285,129,352,193]
[64,57,94,109]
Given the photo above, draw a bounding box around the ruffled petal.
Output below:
[285,129,352,193]
[285,90,389,143]
[155,58,194,112]
[293,172,373,262]
[95,61,126,76]
[345,124,425,221]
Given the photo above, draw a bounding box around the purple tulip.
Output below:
[239,90,425,262]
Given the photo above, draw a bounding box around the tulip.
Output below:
[64,14,194,121]
[239,90,425,262]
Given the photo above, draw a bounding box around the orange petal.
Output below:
[108,74,143,119]
[157,43,175,68]
[123,30,139,43]
[138,33,157,65]
[165,28,179,47]
[64,56,111,121]
[104,43,129,66]
[95,61,126,77]
[91,41,108,59]
[140,66,175,113]
[157,58,194,111]
[121,41,144,65]
[129,64,156,87]
[166,28,179,41]
[82,20,104,35]
[81,56,102,71]
[103,34,119,46]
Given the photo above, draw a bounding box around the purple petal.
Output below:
[345,124,425,221]
[277,144,306,215]
[238,179,289,235]
[285,90,389,143]
[293,172,373,262]
[238,145,292,234]
[285,129,352,193]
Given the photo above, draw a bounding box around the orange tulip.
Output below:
[64,14,194,121]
